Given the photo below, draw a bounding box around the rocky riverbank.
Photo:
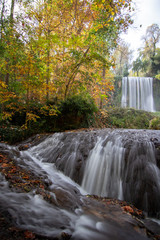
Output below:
[0,131,160,240]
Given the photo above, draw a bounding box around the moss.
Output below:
[149,117,160,130]
[101,107,156,129]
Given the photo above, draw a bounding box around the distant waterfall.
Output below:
[121,77,155,112]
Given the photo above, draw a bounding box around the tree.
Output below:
[154,48,160,75]
[142,23,160,76]
[112,40,133,77]
[23,0,133,101]
[0,0,134,115]
[132,57,143,76]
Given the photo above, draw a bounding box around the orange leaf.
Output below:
[1,163,8,168]
[40,184,44,189]
[122,206,134,214]
[23,175,29,180]
[24,230,35,239]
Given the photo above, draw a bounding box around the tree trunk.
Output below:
[5,59,9,86]
[10,0,15,26]
[151,42,156,75]
[46,49,50,101]
[4,0,15,87]
[99,67,106,109]
[46,26,51,102]
[64,46,90,99]
[0,0,5,38]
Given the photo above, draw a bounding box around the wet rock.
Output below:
[1,128,160,240]
[143,219,160,237]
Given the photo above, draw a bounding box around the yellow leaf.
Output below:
[0,81,7,89]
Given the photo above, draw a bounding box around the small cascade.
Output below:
[0,129,160,238]
[0,173,76,237]
[123,140,160,217]
[27,131,97,184]
[81,130,160,217]
[121,77,155,112]
[82,133,124,199]
[18,129,160,218]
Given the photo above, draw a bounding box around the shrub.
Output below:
[0,125,34,144]
[57,94,98,129]
[105,107,154,129]
[149,117,160,130]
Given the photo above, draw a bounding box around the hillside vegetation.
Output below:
[98,107,160,130]
[1,95,160,144]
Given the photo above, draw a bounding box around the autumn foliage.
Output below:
[0,0,133,128]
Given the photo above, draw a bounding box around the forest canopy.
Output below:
[0,0,134,129]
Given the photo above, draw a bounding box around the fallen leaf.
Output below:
[1,163,8,168]
[122,206,134,214]
[23,175,29,179]
[24,230,35,239]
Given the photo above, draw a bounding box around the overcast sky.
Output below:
[121,0,160,59]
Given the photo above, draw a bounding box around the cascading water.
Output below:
[0,129,160,239]
[16,129,160,218]
[81,130,160,218]
[121,77,155,112]
[82,134,124,199]
[122,139,160,216]
[26,132,96,184]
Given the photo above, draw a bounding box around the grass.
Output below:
[93,107,160,130]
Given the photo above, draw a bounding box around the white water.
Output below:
[26,132,94,182]
[121,77,155,112]
[81,130,160,217]
[0,130,160,238]
[0,172,76,237]
[82,134,125,199]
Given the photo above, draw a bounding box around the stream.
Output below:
[0,128,160,239]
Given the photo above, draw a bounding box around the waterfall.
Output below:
[26,132,97,184]
[0,129,160,238]
[20,129,160,218]
[81,130,160,217]
[121,77,155,112]
[122,140,160,216]
[82,134,124,199]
